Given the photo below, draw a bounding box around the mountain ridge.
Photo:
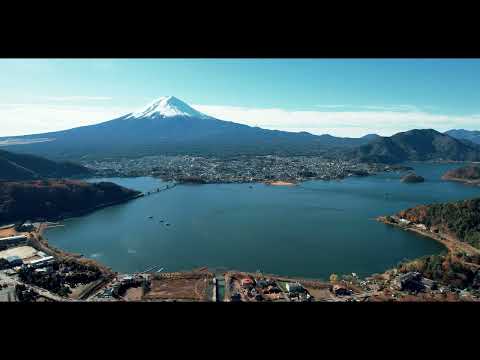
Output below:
[0,149,91,181]
[445,129,480,145]
[0,180,141,223]
[126,96,211,119]
[0,96,378,160]
[3,96,478,163]
[348,129,480,164]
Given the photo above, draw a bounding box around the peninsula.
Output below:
[378,198,480,292]
[0,180,142,224]
[442,165,480,185]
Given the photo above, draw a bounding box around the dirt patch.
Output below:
[144,272,213,301]
[265,181,297,186]
[0,246,38,260]
[0,227,17,238]
[123,287,144,301]
[305,287,334,300]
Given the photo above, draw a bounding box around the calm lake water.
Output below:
[45,163,480,279]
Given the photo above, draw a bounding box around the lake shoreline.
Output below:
[264,180,298,186]
[25,193,144,225]
[44,169,460,280]
[376,216,480,257]
[32,222,116,277]
[442,176,480,186]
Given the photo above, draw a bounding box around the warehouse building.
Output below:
[28,256,55,269]
[0,235,28,247]
[5,255,23,267]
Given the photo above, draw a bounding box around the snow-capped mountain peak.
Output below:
[127,96,210,119]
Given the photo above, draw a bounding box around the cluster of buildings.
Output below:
[91,273,150,301]
[0,222,112,302]
[227,273,314,302]
[0,229,58,302]
[84,155,386,184]
[0,238,55,272]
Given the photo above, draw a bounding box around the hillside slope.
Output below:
[397,198,480,249]
[349,129,480,164]
[445,129,480,144]
[0,180,141,223]
[0,149,91,180]
[442,165,480,182]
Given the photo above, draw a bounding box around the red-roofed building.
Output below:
[241,278,254,287]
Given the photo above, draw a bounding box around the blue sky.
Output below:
[1,59,480,137]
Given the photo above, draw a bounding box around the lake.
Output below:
[45,162,480,279]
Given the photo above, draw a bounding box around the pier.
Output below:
[139,265,164,273]
[212,272,225,302]
[212,277,217,302]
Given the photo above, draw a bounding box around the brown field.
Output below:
[304,287,334,300]
[0,227,18,238]
[123,287,144,301]
[0,246,38,260]
[143,272,213,301]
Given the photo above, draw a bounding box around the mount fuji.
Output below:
[126,96,211,119]
[0,96,376,160]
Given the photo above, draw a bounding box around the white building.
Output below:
[28,256,55,268]
[0,235,28,247]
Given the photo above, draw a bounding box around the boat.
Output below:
[148,216,153,219]
[165,223,171,226]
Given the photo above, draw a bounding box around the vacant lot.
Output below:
[304,287,334,300]
[144,272,213,301]
[124,287,144,301]
[0,246,38,260]
[0,227,17,238]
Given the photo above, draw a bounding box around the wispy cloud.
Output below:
[314,104,422,112]
[193,104,480,137]
[42,96,113,102]
[314,105,351,109]
[1,101,479,138]
[0,103,131,137]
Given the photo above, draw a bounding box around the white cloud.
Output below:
[1,101,479,138]
[192,104,480,137]
[0,103,131,137]
[43,96,113,101]
[314,104,421,112]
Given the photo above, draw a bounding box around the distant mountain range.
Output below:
[444,129,480,144]
[349,129,480,164]
[0,149,91,181]
[0,96,379,160]
[1,96,479,164]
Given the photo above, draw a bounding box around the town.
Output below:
[83,155,405,184]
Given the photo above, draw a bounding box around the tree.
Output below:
[329,273,338,283]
